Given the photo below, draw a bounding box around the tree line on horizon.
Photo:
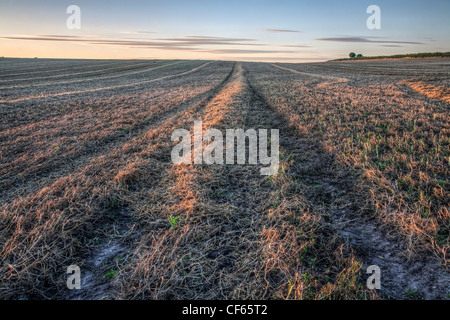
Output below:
[334,51,450,61]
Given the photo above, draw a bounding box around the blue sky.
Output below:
[0,0,449,61]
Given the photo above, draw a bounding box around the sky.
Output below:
[0,0,449,62]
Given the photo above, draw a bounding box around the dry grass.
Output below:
[0,60,235,298]
[111,63,375,300]
[401,80,450,104]
[246,61,449,267]
[0,57,448,300]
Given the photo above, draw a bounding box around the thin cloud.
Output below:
[203,49,294,54]
[159,36,259,44]
[129,46,199,51]
[0,34,267,52]
[39,35,101,39]
[381,44,404,47]
[2,36,88,42]
[183,36,254,40]
[316,36,423,45]
[0,34,311,56]
[120,31,155,35]
[265,29,302,33]
[95,40,265,47]
[282,44,311,48]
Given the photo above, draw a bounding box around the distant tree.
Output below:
[349,52,356,58]
[357,53,363,58]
